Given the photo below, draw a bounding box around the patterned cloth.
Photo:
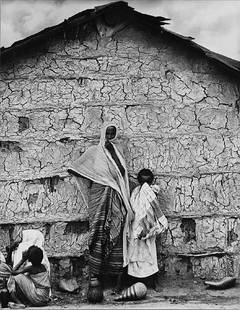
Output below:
[0,262,50,306]
[128,183,168,278]
[88,182,127,275]
[68,122,133,267]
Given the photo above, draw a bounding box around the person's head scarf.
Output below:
[99,122,118,145]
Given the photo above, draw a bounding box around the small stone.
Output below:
[58,278,80,293]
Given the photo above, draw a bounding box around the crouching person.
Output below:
[0,245,51,307]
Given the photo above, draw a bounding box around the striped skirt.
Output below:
[88,182,127,276]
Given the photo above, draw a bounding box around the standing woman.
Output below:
[68,123,133,303]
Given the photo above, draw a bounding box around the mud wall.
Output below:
[1,17,240,283]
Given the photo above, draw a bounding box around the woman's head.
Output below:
[27,245,43,266]
[137,168,154,185]
[100,122,118,145]
[105,126,117,141]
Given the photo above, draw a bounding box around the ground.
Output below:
[26,276,240,309]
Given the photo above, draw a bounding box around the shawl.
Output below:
[128,183,168,277]
[68,122,133,266]
[130,183,167,240]
[30,271,51,289]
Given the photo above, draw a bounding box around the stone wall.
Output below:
[1,17,240,284]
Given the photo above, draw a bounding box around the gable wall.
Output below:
[1,17,240,282]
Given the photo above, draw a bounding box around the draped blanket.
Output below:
[128,183,168,278]
[88,182,126,275]
[68,123,133,268]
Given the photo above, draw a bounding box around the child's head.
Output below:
[27,245,43,266]
[137,168,154,186]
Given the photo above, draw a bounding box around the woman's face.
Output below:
[105,126,116,141]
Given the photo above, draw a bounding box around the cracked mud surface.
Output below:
[1,17,240,281]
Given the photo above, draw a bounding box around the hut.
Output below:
[1,1,240,287]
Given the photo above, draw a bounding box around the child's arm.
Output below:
[12,265,32,275]
[5,241,21,266]
[141,215,168,240]
[12,250,29,272]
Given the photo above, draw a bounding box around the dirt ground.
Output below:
[48,276,240,308]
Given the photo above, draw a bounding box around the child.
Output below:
[127,168,168,288]
[12,245,47,275]
[7,245,51,307]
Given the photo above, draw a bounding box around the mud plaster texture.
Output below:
[1,13,240,289]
